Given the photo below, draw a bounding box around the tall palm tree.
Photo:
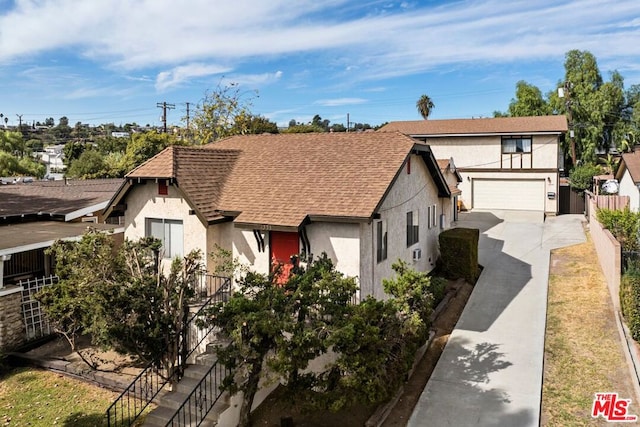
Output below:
[416,95,435,120]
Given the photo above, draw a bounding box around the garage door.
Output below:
[473,179,545,211]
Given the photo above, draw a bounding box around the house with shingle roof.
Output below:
[379,115,568,214]
[0,178,124,288]
[105,132,455,299]
[615,150,640,211]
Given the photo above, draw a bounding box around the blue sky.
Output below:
[0,0,639,129]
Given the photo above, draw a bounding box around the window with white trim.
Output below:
[407,211,419,247]
[145,218,184,259]
[376,220,388,263]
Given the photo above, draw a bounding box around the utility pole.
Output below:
[346,113,350,133]
[185,102,191,131]
[156,102,175,133]
[16,114,23,135]
[558,83,576,166]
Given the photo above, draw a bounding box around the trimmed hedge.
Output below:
[621,266,640,341]
[438,227,480,284]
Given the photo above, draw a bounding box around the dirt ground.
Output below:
[250,279,474,427]
[22,334,143,377]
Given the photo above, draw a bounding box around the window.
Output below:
[376,220,388,263]
[427,206,432,229]
[502,136,532,153]
[406,211,419,247]
[146,218,184,258]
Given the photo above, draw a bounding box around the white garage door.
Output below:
[473,179,545,211]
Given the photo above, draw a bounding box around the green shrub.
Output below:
[621,267,640,341]
[569,163,603,193]
[430,276,447,306]
[596,207,640,252]
[439,228,480,283]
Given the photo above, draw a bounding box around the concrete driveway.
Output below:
[408,211,586,427]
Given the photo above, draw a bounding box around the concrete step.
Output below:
[182,363,211,380]
[195,352,219,366]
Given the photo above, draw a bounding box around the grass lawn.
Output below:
[542,234,639,426]
[0,366,145,427]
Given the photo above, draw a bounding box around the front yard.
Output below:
[542,234,639,425]
[0,367,122,427]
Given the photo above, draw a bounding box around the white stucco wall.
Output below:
[124,182,207,268]
[427,135,560,214]
[619,170,640,211]
[305,221,360,279]
[360,154,443,300]
[426,135,559,170]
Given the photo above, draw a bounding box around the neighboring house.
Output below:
[0,178,124,287]
[615,150,640,211]
[379,116,568,214]
[437,158,463,221]
[104,132,454,299]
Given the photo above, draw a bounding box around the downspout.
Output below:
[371,220,375,300]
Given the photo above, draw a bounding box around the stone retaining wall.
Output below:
[0,285,25,352]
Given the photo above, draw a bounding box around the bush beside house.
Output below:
[439,227,480,283]
[621,264,640,341]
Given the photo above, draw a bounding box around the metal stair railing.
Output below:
[106,275,231,427]
[165,352,232,427]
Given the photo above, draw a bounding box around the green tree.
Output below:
[568,162,603,193]
[206,271,287,427]
[281,123,325,133]
[416,94,435,119]
[230,114,279,135]
[66,149,106,179]
[123,131,182,171]
[547,50,623,164]
[0,131,24,157]
[192,83,257,144]
[38,230,202,380]
[63,141,86,166]
[508,81,551,117]
[53,116,72,141]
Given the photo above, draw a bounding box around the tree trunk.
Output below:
[238,358,263,427]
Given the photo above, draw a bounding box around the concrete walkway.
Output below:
[408,211,586,427]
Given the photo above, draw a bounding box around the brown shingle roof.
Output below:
[117,132,446,228]
[128,146,241,221]
[378,115,568,136]
[0,178,123,220]
[208,132,420,227]
[617,151,640,183]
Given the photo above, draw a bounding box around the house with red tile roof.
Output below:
[379,116,568,214]
[105,132,454,299]
[615,150,640,211]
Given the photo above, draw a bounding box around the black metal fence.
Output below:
[106,275,231,427]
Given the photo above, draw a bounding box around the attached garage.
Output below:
[473,179,545,211]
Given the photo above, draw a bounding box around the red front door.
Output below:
[270,231,300,284]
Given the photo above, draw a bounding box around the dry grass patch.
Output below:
[542,235,638,426]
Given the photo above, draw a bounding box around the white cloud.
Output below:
[0,0,639,85]
[315,98,368,107]
[155,63,232,91]
[221,71,283,87]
